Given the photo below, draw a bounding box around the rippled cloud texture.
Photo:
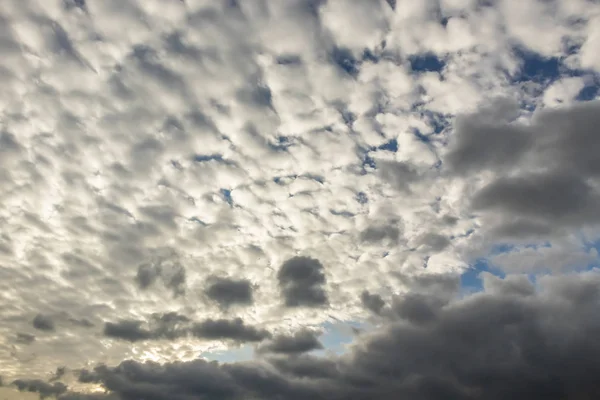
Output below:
[1,0,600,399]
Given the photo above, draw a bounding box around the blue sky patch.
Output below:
[378,138,398,152]
[362,48,380,64]
[408,53,445,73]
[512,47,562,84]
[194,154,224,163]
[355,192,368,204]
[460,258,505,294]
[220,189,233,206]
[576,78,599,101]
[314,321,369,356]
[269,135,293,151]
[361,154,377,173]
[331,47,360,78]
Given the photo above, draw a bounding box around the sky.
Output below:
[1,0,600,399]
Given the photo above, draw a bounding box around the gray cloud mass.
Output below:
[25,272,599,400]
[204,277,254,308]
[277,256,328,307]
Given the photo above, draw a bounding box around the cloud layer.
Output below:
[32,271,600,400]
[1,0,600,398]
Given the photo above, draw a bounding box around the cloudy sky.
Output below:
[1,0,600,399]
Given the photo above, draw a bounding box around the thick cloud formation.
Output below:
[257,329,323,355]
[445,100,600,240]
[360,290,386,315]
[32,314,55,332]
[103,320,153,343]
[58,271,600,400]
[191,318,271,343]
[103,314,270,343]
[103,313,190,342]
[277,257,328,307]
[11,379,67,399]
[204,277,254,308]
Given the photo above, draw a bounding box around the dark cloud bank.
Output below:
[14,271,600,400]
[445,99,600,240]
[103,314,269,344]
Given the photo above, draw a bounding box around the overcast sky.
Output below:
[1,0,600,399]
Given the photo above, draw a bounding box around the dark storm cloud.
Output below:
[391,293,445,325]
[397,273,461,299]
[12,379,67,399]
[103,319,153,342]
[32,314,55,331]
[205,277,254,308]
[103,312,191,342]
[257,329,323,355]
[489,218,555,240]
[266,354,339,380]
[277,256,328,307]
[191,318,270,342]
[58,394,119,400]
[360,290,385,315]
[445,99,600,239]
[445,111,531,174]
[472,172,600,223]
[533,99,600,176]
[71,272,600,400]
[480,272,535,297]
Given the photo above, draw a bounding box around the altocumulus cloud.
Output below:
[2,0,600,399]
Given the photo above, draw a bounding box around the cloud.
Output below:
[135,255,187,297]
[191,318,271,343]
[359,224,401,244]
[15,333,36,345]
[277,256,328,307]
[1,0,600,388]
[103,313,273,344]
[444,97,527,175]
[12,380,67,399]
[444,99,600,242]
[32,315,55,332]
[360,290,386,315]
[68,318,95,328]
[135,263,160,290]
[471,172,600,224]
[103,312,192,342]
[204,277,254,308]
[103,320,153,343]
[49,367,67,383]
[61,271,600,400]
[257,329,323,355]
